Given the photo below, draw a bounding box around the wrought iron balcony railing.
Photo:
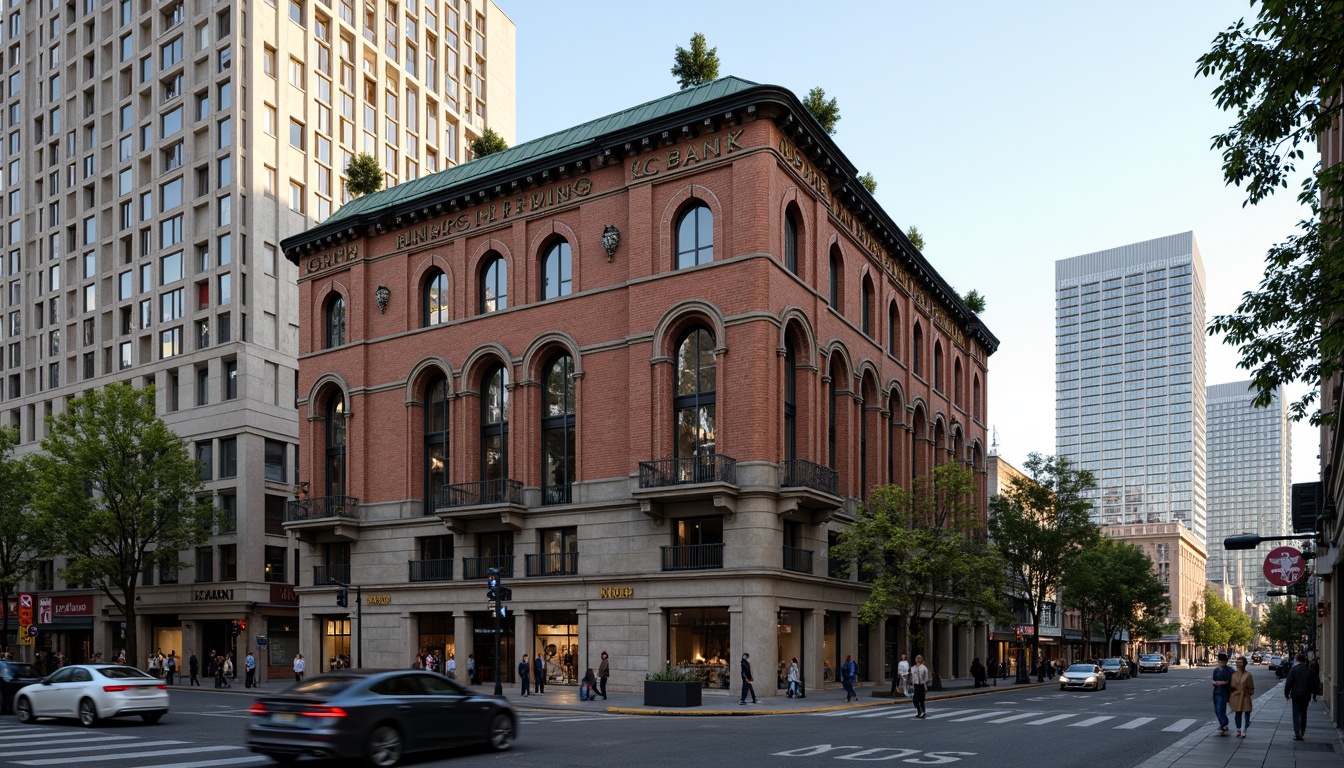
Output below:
[782,546,814,574]
[638,454,736,489]
[524,552,579,577]
[437,478,523,508]
[462,555,515,580]
[408,558,453,583]
[313,563,351,585]
[541,484,572,506]
[826,557,850,580]
[660,542,725,571]
[781,459,839,495]
[286,495,360,522]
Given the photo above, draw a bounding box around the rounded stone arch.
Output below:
[467,237,515,277]
[855,360,882,404]
[660,184,726,272]
[908,398,931,435]
[949,421,966,463]
[410,252,455,326]
[467,238,514,312]
[521,330,583,383]
[885,380,908,425]
[306,372,352,420]
[459,343,516,394]
[779,187,809,280]
[651,299,728,361]
[932,414,949,465]
[403,356,456,405]
[968,437,985,471]
[529,219,582,298]
[821,341,855,385]
[778,306,818,368]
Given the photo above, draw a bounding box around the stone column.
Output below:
[874,615,889,683]
[454,613,473,683]
[937,620,953,679]
[515,609,532,685]
[805,609,825,694]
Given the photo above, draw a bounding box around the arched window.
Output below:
[424,374,449,508]
[887,302,899,359]
[325,294,346,348]
[861,276,874,337]
[887,392,902,484]
[325,397,347,497]
[828,246,843,311]
[954,359,964,408]
[479,253,507,313]
[783,344,797,463]
[912,322,924,377]
[675,203,713,268]
[784,207,800,275]
[541,354,575,505]
[973,374,982,422]
[934,342,944,391]
[674,329,716,459]
[481,364,509,482]
[541,239,572,300]
[423,269,449,326]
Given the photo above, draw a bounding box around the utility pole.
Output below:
[486,567,511,696]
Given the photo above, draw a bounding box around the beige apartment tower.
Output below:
[0,0,514,675]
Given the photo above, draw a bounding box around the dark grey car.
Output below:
[245,669,516,766]
[0,660,42,714]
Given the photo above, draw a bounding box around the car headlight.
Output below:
[1059,676,1067,682]
[1086,676,1097,683]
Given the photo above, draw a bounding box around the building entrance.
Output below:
[470,612,515,685]
[531,610,578,684]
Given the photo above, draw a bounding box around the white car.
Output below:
[14,664,169,726]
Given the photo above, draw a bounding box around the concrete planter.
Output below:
[643,680,703,707]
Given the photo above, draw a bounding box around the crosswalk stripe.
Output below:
[3,740,188,757]
[853,708,904,718]
[922,709,979,720]
[1116,717,1156,730]
[1026,714,1076,725]
[0,735,139,746]
[135,758,271,768]
[17,746,243,765]
[1069,716,1115,727]
[1163,718,1198,732]
[948,711,1012,722]
[987,712,1044,724]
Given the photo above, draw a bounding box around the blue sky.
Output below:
[501,0,1316,482]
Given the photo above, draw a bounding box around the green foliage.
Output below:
[1063,538,1171,655]
[0,425,49,645]
[671,33,720,90]
[802,87,841,135]
[1259,598,1313,648]
[468,127,509,159]
[832,463,1009,665]
[345,152,383,197]
[1189,588,1254,656]
[858,172,877,194]
[962,290,987,314]
[906,226,925,251]
[646,667,702,682]
[1197,3,1344,425]
[28,384,217,665]
[988,453,1100,656]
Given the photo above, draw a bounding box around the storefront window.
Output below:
[471,611,515,685]
[417,613,455,676]
[323,618,351,671]
[267,618,299,667]
[532,610,577,685]
[776,609,804,691]
[667,607,729,688]
[823,613,838,682]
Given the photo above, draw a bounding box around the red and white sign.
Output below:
[1264,546,1306,587]
[17,593,31,609]
[51,596,94,617]
[17,592,32,627]
[38,596,52,624]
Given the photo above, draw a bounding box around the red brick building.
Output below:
[282,77,998,693]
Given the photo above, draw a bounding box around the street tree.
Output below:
[468,127,508,159]
[28,384,218,667]
[1063,538,1171,656]
[1259,598,1312,650]
[1205,588,1254,649]
[345,152,383,197]
[671,33,719,90]
[832,463,1009,685]
[0,425,48,657]
[988,453,1100,669]
[1197,4,1344,424]
[803,87,840,135]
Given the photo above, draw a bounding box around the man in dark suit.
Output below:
[738,652,757,705]
[1285,653,1321,740]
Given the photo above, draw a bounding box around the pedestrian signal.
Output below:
[1296,601,1307,615]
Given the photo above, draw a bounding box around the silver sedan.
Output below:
[1059,663,1106,691]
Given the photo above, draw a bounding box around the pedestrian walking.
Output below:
[738,652,758,705]
[893,654,910,697]
[467,654,478,685]
[970,657,986,688]
[1284,652,1321,740]
[787,658,801,698]
[245,651,257,688]
[987,657,999,686]
[222,653,234,687]
[292,653,305,682]
[518,654,531,697]
[841,655,859,702]
[1229,655,1255,738]
[148,652,160,678]
[908,654,930,718]
[446,652,456,680]
[164,651,177,685]
[188,651,200,686]
[1211,652,1232,736]
[533,653,546,694]
[598,651,610,700]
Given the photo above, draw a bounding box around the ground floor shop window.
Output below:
[777,609,804,691]
[470,611,515,684]
[532,610,577,684]
[667,607,729,688]
[823,613,839,682]
[417,612,456,675]
[323,617,351,671]
[267,618,299,668]
[151,622,183,668]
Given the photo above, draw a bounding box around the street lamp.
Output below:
[1222,533,1319,551]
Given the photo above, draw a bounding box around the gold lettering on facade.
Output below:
[305,243,361,276]
[366,595,391,605]
[598,587,634,599]
[628,129,746,181]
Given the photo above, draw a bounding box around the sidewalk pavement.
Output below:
[1138,689,1343,768]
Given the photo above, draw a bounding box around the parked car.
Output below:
[1267,655,1284,672]
[246,669,516,766]
[0,660,42,714]
[1100,658,1130,679]
[1060,663,1106,691]
[1138,654,1169,673]
[14,664,168,726]
[1250,651,1264,664]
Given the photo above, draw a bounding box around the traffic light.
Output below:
[1297,601,1307,615]
[238,620,247,632]
[336,588,349,608]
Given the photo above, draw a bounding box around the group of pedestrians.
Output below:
[1211,650,1321,741]
[517,649,609,701]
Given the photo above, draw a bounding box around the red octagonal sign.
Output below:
[1263,546,1306,587]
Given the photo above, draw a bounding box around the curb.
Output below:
[597,682,1055,717]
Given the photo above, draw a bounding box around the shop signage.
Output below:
[599,587,634,599]
[1263,546,1305,587]
[629,130,745,180]
[192,589,235,601]
[52,596,93,616]
[366,595,391,605]
[1016,624,1035,636]
[269,585,299,604]
[38,596,52,624]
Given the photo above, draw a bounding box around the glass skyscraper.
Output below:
[1055,232,1208,544]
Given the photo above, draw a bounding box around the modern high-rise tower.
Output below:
[0,0,514,669]
[1205,380,1291,599]
[1055,232,1208,544]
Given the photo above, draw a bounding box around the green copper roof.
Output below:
[325,76,761,225]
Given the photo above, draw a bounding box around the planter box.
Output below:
[643,680,703,707]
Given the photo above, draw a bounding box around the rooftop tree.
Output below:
[671,33,720,90]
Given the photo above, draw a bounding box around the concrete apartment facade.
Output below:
[1,0,514,679]
[1102,523,1206,663]
[280,77,999,692]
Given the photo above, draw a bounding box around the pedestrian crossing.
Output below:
[0,724,267,768]
[810,706,1205,733]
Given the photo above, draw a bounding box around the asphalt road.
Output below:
[0,666,1284,768]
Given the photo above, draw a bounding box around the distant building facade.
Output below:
[1103,523,1206,663]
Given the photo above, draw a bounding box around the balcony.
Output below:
[312,563,351,586]
[524,552,579,577]
[778,459,843,524]
[782,546,814,574]
[284,495,361,543]
[408,558,453,583]
[827,557,851,580]
[462,555,515,580]
[634,454,738,520]
[435,479,527,533]
[541,484,572,506]
[660,542,725,571]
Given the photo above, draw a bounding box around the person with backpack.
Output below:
[841,654,859,702]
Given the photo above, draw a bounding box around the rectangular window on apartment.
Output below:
[219,436,237,477]
[264,545,287,583]
[159,327,181,359]
[195,546,213,583]
[196,440,213,481]
[224,359,237,399]
[219,544,237,581]
[196,366,209,405]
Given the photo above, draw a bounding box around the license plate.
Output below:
[274,713,297,723]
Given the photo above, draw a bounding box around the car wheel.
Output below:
[261,754,298,765]
[78,698,99,728]
[487,713,515,752]
[141,712,164,724]
[365,724,403,767]
[14,697,34,724]
[1060,685,1067,691]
